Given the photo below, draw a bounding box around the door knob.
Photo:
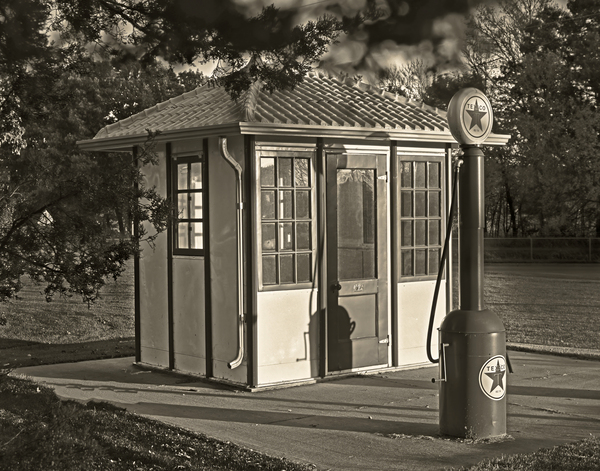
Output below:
[332,282,342,291]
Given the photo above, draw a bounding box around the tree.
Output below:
[0,47,204,303]
[49,0,353,99]
[464,0,600,236]
[507,0,600,235]
[1,0,492,303]
[462,0,553,236]
[0,0,51,155]
[2,0,493,141]
[47,0,494,96]
[376,59,432,102]
[423,71,486,110]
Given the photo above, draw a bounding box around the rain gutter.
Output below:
[219,137,245,370]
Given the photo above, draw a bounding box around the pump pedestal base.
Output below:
[439,309,506,439]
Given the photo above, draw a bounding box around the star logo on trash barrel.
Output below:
[479,355,507,401]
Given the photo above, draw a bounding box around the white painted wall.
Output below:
[208,135,247,384]
[257,289,319,385]
[172,257,206,374]
[171,139,207,375]
[139,145,170,368]
[396,280,446,367]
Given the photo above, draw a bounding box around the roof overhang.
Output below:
[77,122,511,152]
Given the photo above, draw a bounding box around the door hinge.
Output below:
[378,173,388,183]
[379,336,389,344]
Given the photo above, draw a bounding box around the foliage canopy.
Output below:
[1,0,494,302]
[468,0,600,236]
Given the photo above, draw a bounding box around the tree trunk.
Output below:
[504,181,518,236]
[116,208,125,238]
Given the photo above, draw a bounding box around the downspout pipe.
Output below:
[219,137,245,369]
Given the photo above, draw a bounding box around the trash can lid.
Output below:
[440,309,505,334]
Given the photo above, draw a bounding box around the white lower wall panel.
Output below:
[257,289,319,385]
[396,280,446,367]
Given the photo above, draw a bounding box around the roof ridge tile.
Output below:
[242,81,262,121]
[91,67,458,141]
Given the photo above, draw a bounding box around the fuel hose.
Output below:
[426,158,462,364]
[425,157,514,374]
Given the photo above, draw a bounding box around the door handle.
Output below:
[332,282,342,291]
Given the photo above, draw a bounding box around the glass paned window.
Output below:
[415,249,427,275]
[280,254,295,283]
[261,190,276,219]
[262,223,277,251]
[261,158,275,186]
[280,222,294,251]
[280,191,293,219]
[401,161,412,187]
[296,191,311,219]
[260,153,314,287]
[337,169,376,280]
[173,156,204,255]
[190,162,202,189]
[399,157,443,278]
[297,222,311,250]
[295,159,310,187]
[297,253,312,282]
[262,255,277,284]
[415,162,427,188]
[279,158,293,187]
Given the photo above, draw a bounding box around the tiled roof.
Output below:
[92,70,449,140]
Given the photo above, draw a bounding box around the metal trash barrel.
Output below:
[438,309,506,439]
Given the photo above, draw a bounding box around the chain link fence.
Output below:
[480,237,600,262]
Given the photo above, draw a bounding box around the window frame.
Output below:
[397,154,446,282]
[172,154,205,256]
[257,148,317,291]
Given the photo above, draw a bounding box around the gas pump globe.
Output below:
[439,89,507,439]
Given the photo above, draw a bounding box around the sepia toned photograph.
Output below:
[1,1,599,469]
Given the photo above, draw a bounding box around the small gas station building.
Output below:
[79,70,509,389]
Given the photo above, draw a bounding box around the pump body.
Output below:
[437,144,507,439]
[439,309,506,438]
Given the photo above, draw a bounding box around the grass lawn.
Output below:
[1,263,599,470]
[0,268,134,345]
[0,268,135,370]
[0,375,313,471]
[484,264,600,350]
[457,437,600,471]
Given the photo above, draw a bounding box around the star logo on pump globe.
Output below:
[466,99,487,131]
[463,96,491,141]
[479,355,507,401]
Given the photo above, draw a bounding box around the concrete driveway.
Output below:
[11,350,600,470]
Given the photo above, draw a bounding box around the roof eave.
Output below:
[239,123,511,146]
[78,122,511,152]
[77,123,242,152]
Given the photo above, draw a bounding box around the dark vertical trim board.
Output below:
[390,141,399,367]
[133,146,141,363]
[445,144,453,313]
[203,138,213,378]
[166,142,175,370]
[245,135,258,388]
[325,153,337,372]
[316,138,328,377]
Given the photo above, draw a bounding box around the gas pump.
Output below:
[436,89,507,439]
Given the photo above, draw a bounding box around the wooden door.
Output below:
[326,153,388,371]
